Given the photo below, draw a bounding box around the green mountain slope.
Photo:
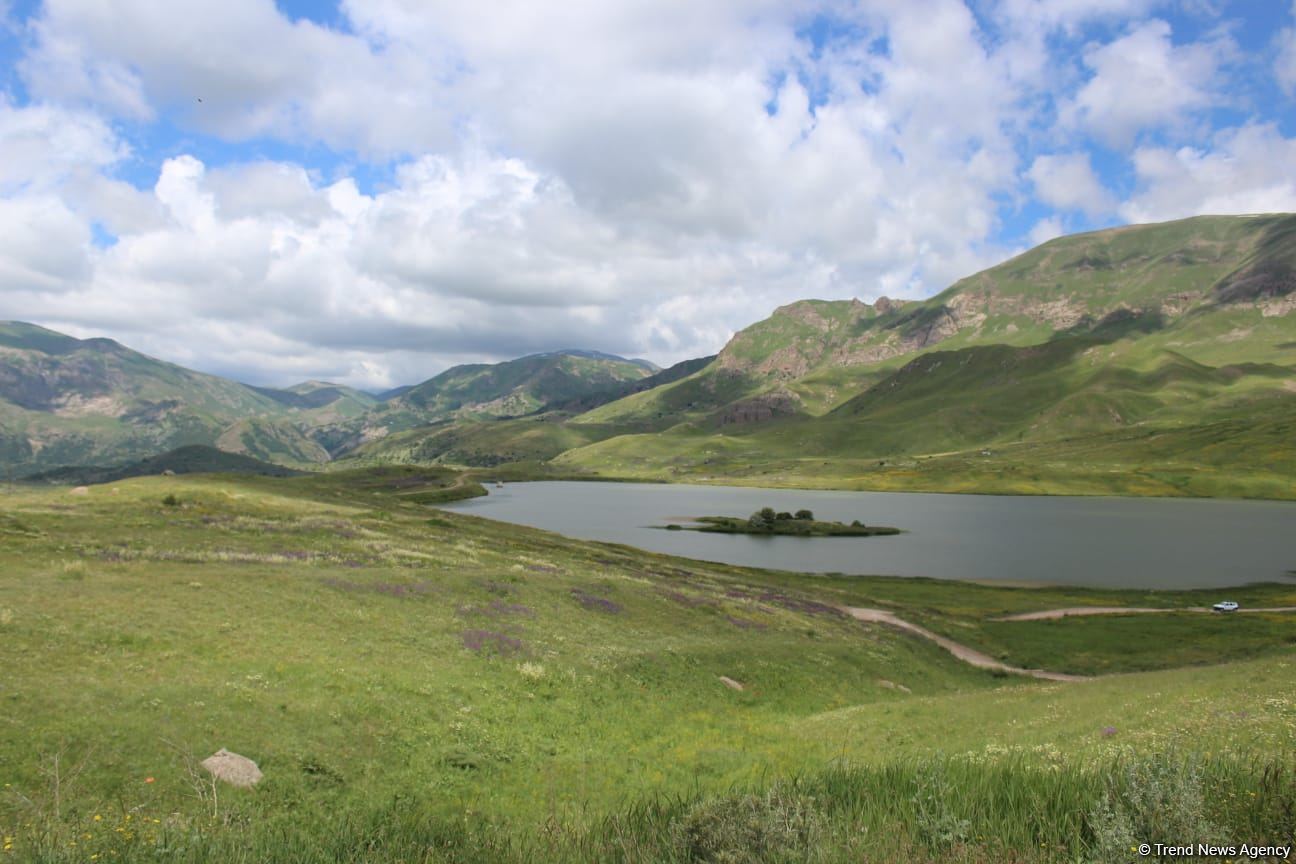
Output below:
[554,215,1296,497]
[0,322,290,472]
[396,350,655,420]
[347,355,718,467]
[0,323,406,472]
[251,380,378,419]
[21,443,303,485]
[581,215,1296,430]
[542,354,714,413]
[0,323,666,473]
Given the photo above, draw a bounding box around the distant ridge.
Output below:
[0,322,659,473]
[21,444,303,486]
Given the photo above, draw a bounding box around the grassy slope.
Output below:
[543,216,1296,496]
[349,415,618,468]
[344,217,1296,497]
[397,353,655,422]
[0,324,286,472]
[317,355,671,468]
[1,471,1294,860]
[19,444,305,484]
[581,216,1296,424]
[0,324,391,472]
[0,328,664,475]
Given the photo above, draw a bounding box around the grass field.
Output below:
[552,406,1296,500]
[2,470,1294,862]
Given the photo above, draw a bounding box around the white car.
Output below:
[1212,601,1239,613]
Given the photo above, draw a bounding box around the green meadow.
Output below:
[2,468,1294,861]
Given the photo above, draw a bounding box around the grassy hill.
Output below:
[0,322,292,473]
[1,469,1292,861]
[395,350,656,420]
[7,214,1296,497]
[553,215,1296,497]
[348,359,717,468]
[0,322,399,472]
[20,444,305,485]
[251,381,379,419]
[0,325,660,475]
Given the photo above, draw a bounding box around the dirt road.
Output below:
[995,606,1296,622]
[841,607,1088,682]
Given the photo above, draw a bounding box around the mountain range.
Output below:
[0,324,655,475]
[4,213,1294,496]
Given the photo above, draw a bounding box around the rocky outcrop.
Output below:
[719,391,802,425]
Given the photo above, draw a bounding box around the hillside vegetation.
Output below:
[0,327,658,475]
[20,444,304,485]
[6,214,1295,498]
[0,469,1293,861]
[550,215,1296,497]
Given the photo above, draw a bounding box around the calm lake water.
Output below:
[440,481,1296,589]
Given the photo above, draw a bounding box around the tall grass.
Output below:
[10,752,1291,863]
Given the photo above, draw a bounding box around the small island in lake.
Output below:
[663,507,900,536]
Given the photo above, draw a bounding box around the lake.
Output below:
[440,481,1296,589]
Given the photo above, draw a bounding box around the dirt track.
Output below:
[995,606,1296,622]
[842,607,1088,682]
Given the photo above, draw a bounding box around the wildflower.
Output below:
[93,814,102,822]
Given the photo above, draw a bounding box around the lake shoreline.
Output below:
[441,480,1296,589]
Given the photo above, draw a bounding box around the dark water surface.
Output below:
[440,481,1296,589]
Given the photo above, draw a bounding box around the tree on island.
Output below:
[795,509,814,521]
[747,507,778,531]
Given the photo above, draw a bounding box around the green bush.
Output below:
[794,509,814,521]
[910,761,971,852]
[161,494,181,507]
[1087,754,1220,863]
[670,784,825,864]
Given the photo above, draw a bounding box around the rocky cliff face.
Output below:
[718,390,803,425]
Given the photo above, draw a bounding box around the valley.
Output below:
[6,4,1296,861]
[6,214,1296,501]
[4,213,1296,862]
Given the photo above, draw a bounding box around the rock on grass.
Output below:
[201,748,263,788]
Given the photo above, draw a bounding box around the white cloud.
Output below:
[1062,19,1227,145]
[1028,152,1115,216]
[1120,124,1296,223]
[0,97,125,193]
[1277,21,1296,95]
[20,0,462,156]
[1028,216,1065,246]
[2,0,1047,386]
[0,195,91,290]
[0,1,1282,389]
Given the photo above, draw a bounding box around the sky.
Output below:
[0,0,1294,388]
